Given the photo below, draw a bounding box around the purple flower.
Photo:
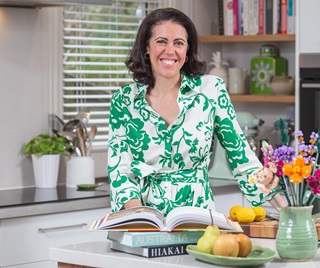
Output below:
[310,132,319,140]
[274,145,296,162]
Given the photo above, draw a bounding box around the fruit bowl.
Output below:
[186,245,276,267]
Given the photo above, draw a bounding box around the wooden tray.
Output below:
[239,217,320,240]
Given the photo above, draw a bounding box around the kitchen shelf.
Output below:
[199,34,295,43]
[230,94,295,103]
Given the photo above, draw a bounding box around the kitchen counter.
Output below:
[50,238,320,268]
[0,184,110,219]
[0,178,239,220]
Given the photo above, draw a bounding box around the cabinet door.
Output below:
[0,208,110,267]
[299,0,320,53]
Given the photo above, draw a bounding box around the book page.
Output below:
[91,206,165,231]
[165,206,242,232]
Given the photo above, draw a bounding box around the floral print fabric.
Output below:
[108,73,267,216]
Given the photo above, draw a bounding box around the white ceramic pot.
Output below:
[32,154,60,188]
[270,75,295,95]
[66,156,95,188]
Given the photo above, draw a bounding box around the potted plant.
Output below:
[24,134,73,188]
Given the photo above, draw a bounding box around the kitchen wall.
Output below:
[0,1,295,189]
[0,7,107,189]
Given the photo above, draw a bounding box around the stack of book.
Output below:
[108,230,204,258]
[90,206,243,258]
[219,0,295,36]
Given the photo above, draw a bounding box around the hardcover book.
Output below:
[287,0,295,34]
[280,0,287,34]
[265,0,273,34]
[90,206,242,232]
[233,0,239,35]
[110,241,191,258]
[273,0,281,34]
[248,0,259,35]
[258,0,265,34]
[224,0,234,36]
[107,230,204,247]
[242,0,249,35]
[218,0,224,35]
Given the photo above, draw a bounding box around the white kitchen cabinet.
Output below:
[0,208,110,268]
[299,0,320,53]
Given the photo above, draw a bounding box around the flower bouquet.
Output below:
[250,118,320,261]
[250,118,320,208]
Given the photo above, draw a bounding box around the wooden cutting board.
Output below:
[239,217,320,240]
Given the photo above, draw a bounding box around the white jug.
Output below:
[228,68,247,94]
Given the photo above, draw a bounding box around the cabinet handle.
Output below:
[301,83,320,88]
[38,223,87,233]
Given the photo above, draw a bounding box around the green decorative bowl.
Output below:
[186,245,276,267]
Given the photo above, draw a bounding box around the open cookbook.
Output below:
[90,206,243,232]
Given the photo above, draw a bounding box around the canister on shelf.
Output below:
[250,44,287,94]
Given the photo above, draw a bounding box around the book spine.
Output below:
[248,0,256,35]
[147,244,190,258]
[272,0,280,34]
[280,0,287,34]
[224,0,234,36]
[218,0,224,35]
[287,0,295,34]
[258,0,265,35]
[110,241,192,258]
[265,0,273,34]
[253,0,259,34]
[108,231,204,247]
[242,0,249,35]
[239,0,243,35]
[233,0,239,35]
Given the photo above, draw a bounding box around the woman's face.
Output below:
[146,21,188,82]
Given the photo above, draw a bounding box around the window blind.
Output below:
[63,0,163,150]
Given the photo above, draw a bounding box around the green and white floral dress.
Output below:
[108,73,267,216]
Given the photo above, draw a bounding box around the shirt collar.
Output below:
[133,72,201,102]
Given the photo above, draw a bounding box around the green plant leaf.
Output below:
[24,133,73,157]
[277,118,289,146]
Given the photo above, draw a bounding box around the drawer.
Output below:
[0,208,110,267]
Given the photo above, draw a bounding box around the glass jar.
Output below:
[250,44,288,94]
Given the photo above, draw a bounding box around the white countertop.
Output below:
[50,239,320,268]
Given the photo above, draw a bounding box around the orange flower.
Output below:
[283,163,292,176]
[282,157,313,184]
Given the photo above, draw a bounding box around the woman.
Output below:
[107,8,277,216]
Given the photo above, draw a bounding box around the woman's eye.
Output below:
[156,40,166,44]
[174,40,186,46]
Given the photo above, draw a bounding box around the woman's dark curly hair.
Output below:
[125,8,206,88]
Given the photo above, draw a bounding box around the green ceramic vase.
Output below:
[276,206,319,261]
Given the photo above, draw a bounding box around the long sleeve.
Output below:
[211,77,269,206]
[107,88,141,212]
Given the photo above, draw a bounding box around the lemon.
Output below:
[252,206,266,222]
[229,205,242,221]
[236,208,256,223]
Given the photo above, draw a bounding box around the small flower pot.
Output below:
[32,154,60,188]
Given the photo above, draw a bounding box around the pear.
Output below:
[197,225,221,254]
